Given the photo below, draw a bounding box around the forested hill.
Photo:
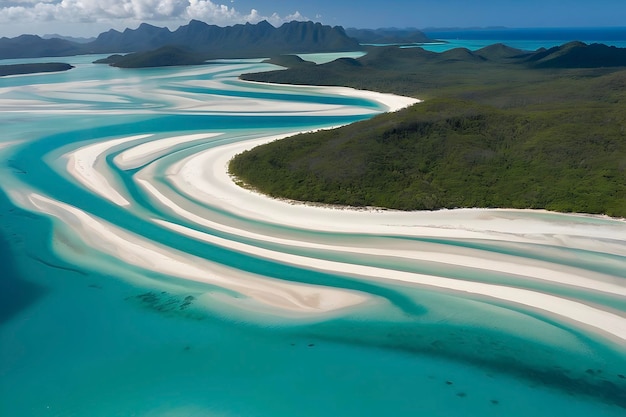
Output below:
[241,42,626,96]
[93,46,209,68]
[232,43,626,217]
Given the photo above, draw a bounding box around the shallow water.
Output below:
[1,53,625,416]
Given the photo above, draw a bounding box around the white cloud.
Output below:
[0,0,309,34]
[284,11,305,22]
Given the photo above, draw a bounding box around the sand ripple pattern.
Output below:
[2,56,626,408]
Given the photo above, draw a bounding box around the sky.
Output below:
[0,0,625,38]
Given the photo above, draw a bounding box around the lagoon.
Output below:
[1,51,625,416]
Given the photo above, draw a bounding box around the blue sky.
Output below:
[233,0,626,29]
[0,0,624,38]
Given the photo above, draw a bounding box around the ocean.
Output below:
[1,35,625,416]
[420,26,626,51]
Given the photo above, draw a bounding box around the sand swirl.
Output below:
[2,55,626,414]
[3,58,625,337]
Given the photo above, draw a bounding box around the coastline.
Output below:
[174,134,626,342]
[7,65,626,340]
[148,87,626,341]
[240,79,422,112]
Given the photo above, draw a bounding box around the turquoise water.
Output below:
[1,53,626,416]
[416,38,626,52]
[362,27,626,51]
[421,27,626,51]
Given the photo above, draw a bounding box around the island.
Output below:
[232,42,626,217]
[0,62,74,76]
[92,46,208,68]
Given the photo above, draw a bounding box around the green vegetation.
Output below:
[0,62,73,76]
[231,43,626,216]
[94,46,208,68]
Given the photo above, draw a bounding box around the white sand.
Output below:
[63,134,152,206]
[145,86,626,340]
[241,80,420,112]
[151,217,626,342]
[25,191,371,316]
[146,143,626,340]
[114,132,223,170]
[173,136,626,247]
[9,74,625,338]
[136,166,626,298]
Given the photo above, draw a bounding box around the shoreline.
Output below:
[240,79,421,112]
[7,67,626,341]
[154,86,626,341]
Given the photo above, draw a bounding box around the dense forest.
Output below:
[232,43,626,216]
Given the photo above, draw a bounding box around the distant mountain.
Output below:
[86,22,175,53]
[437,48,486,63]
[474,43,527,60]
[262,54,317,68]
[346,28,434,44]
[324,41,626,69]
[43,34,96,44]
[523,41,626,68]
[272,21,360,54]
[0,20,361,60]
[241,41,626,98]
[0,35,82,59]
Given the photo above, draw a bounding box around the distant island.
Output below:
[0,62,73,76]
[93,46,208,68]
[231,42,626,217]
[345,27,436,45]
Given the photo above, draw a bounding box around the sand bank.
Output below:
[23,191,371,316]
[9,73,624,338]
[63,134,152,206]
[114,132,223,170]
[135,160,626,298]
[151,100,626,341]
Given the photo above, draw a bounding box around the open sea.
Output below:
[1,31,626,417]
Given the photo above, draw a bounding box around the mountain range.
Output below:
[0,20,361,60]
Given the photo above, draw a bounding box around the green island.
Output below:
[93,46,209,68]
[231,42,626,217]
[0,62,73,76]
